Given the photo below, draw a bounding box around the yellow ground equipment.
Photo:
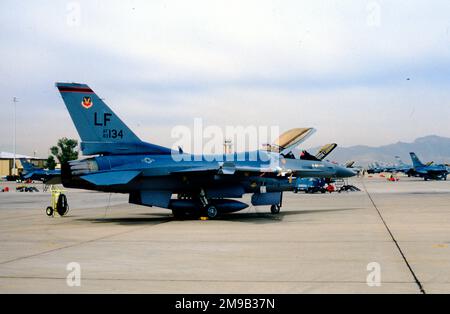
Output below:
[46,186,69,217]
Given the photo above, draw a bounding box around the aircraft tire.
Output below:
[270,204,281,215]
[46,206,53,217]
[206,206,218,219]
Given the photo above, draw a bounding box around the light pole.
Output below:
[12,97,18,176]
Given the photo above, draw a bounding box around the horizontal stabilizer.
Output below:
[23,173,34,179]
[81,170,141,186]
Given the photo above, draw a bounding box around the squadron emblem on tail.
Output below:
[81,96,93,109]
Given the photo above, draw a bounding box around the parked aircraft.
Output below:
[393,156,415,176]
[19,159,61,184]
[367,162,385,174]
[409,152,448,180]
[56,82,355,218]
[368,157,413,175]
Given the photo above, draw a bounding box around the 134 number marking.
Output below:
[103,129,123,139]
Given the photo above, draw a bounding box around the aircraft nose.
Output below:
[335,166,356,178]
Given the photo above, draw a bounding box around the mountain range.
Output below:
[310,135,450,166]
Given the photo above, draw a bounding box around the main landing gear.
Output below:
[205,205,218,219]
[199,189,219,219]
[172,204,219,220]
[172,190,220,220]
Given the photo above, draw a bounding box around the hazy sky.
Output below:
[1,1,450,157]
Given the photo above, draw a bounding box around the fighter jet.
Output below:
[368,157,411,175]
[409,152,448,181]
[56,83,355,218]
[367,162,385,174]
[393,156,415,176]
[19,159,61,184]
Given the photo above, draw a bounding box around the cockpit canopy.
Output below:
[263,127,316,154]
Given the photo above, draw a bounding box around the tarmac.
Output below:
[0,176,449,293]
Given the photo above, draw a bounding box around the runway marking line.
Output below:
[361,178,426,294]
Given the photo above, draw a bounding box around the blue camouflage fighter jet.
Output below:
[56,82,355,218]
[409,152,448,181]
[19,158,61,184]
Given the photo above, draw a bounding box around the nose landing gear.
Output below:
[199,188,219,219]
[270,192,283,215]
[270,204,281,214]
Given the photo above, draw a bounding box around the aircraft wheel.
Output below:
[206,206,218,219]
[270,204,281,215]
[46,206,53,217]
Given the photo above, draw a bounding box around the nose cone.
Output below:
[335,165,356,178]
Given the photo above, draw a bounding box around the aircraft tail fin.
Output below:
[56,83,171,155]
[394,156,406,166]
[410,152,425,168]
[56,83,141,144]
[19,159,36,173]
